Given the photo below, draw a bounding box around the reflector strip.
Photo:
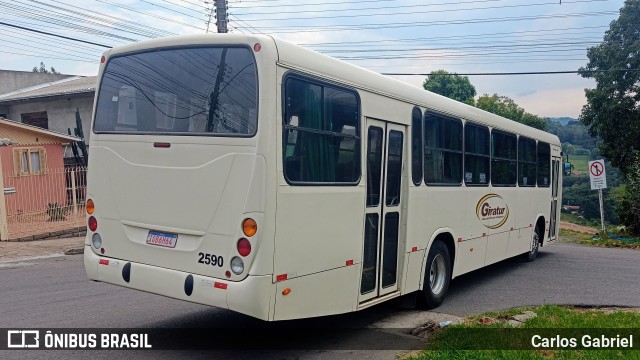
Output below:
[276,274,287,282]
[411,247,418,252]
[529,224,533,227]
[153,142,171,148]
[457,238,463,243]
[510,227,514,231]
[99,259,109,266]
[482,233,487,237]
[345,260,354,266]
[214,282,228,290]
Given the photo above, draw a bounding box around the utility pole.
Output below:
[204,1,228,33]
[214,0,229,33]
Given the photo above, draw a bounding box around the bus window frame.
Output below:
[93,44,260,138]
[411,106,423,186]
[518,135,537,187]
[463,120,490,187]
[423,111,463,187]
[491,129,518,187]
[281,71,362,186]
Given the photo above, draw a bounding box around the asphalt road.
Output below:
[1,242,639,359]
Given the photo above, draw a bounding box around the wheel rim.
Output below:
[430,254,446,295]
[531,230,539,254]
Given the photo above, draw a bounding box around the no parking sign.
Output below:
[589,160,607,190]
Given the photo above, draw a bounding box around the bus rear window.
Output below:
[94,46,257,136]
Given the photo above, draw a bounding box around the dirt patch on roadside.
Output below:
[560,221,599,234]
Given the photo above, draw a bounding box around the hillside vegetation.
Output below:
[546,118,621,227]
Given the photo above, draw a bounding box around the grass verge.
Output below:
[559,229,640,250]
[411,305,640,359]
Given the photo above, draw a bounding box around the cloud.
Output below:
[512,87,590,118]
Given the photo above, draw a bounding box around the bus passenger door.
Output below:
[550,157,561,240]
[360,118,406,303]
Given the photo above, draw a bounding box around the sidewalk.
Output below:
[0,236,85,262]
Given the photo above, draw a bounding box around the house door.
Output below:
[359,118,406,303]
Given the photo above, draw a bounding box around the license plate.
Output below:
[146,231,177,248]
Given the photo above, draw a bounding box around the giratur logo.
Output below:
[476,194,509,229]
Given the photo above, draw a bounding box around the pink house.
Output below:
[0,117,79,215]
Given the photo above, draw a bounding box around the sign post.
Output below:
[588,160,607,232]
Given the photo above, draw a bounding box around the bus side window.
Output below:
[464,122,490,186]
[492,130,517,186]
[537,142,551,187]
[518,137,537,187]
[283,76,360,184]
[424,112,462,185]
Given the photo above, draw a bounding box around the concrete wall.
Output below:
[7,96,94,142]
[0,70,73,95]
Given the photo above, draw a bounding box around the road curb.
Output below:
[64,247,84,255]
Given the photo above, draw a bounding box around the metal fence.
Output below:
[1,166,87,241]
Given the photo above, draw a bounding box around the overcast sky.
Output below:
[0,0,626,118]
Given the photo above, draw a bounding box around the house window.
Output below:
[14,148,46,175]
[21,111,49,129]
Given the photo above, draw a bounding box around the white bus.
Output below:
[84,34,562,321]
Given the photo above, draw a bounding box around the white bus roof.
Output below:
[102,33,560,145]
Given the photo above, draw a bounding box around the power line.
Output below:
[93,0,206,31]
[0,1,137,42]
[297,26,609,46]
[156,0,206,14]
[230,14,264,34]
[235,0,608,22]
[26,0,172,38]
[233,0,399,5]
[3,50,98,62]
[381,70,639,76]
[232,0,502,15]
[319,40,602,54]
[1,26,106,52]
[0,21,111,47]
[135,0,206,21]
[2,38,97,61]
[247,11,619,32]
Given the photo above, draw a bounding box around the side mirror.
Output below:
[563,162,572,176]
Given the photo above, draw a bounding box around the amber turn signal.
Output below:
[242,218,257,237]
[282,288,291,296]
[86,199,95,214]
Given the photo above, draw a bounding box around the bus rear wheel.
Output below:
[422,240,451,309]
[525,225,541,262]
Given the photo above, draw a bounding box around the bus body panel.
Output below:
[84,247,274,320]
[273,264,360,321]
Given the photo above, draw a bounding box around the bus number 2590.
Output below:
[198,252,224,267]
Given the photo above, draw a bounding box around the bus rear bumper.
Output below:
[84,246,274,320]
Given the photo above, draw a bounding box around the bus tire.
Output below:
[525,225,541,262]
[422,240,451,309]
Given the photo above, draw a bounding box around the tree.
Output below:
[616,154,640,234]
[578,0,639,174]
[422,70,476,105]
[475,94,547,130]
[32,62,60,74]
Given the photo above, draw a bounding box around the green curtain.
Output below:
[302,86,336,182]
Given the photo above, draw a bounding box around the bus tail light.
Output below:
[242,218,257,237]
[92,233,102,249]
[237,238,251,257]
[230,256,244,275]
[88,216,97,232]
[86,199,95,214]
